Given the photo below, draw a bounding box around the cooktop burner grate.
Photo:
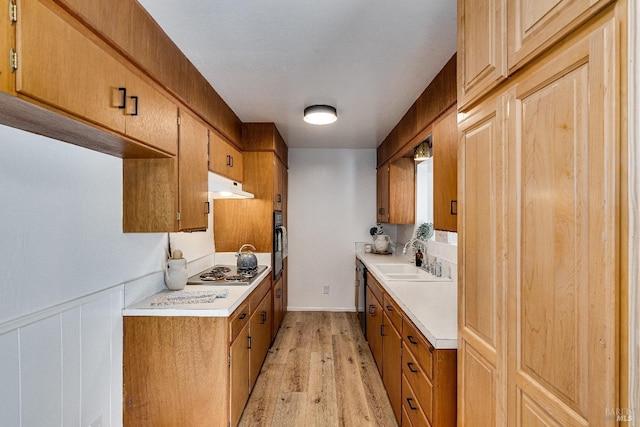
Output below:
[187,265,268,286]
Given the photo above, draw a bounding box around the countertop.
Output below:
[357,252,458,349]
[122,266,272,317]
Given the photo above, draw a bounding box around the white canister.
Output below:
[165,258,188,290]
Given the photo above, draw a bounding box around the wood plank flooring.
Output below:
[239,312,398,427]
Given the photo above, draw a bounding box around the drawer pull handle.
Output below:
[450,199,458,215]
[129,95,139,116]
[407,362,418,373]
[407,397,417,411]
[380,324,385,337]
[239,312,247,320]
[407,335,418,345]
[248,335,252,349]
[386,305,393,312]
[369,305,375,316]
[117,87,127,109]
[261,311,267,324]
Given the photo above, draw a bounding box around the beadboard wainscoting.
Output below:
[0,286,124,427]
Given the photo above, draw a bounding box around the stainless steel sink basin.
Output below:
[372,263,450,282]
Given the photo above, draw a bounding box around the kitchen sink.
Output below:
[372,263,450,282]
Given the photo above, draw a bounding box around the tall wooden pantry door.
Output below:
[505,15,619,425]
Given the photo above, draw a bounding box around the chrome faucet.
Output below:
[402,238,428,256]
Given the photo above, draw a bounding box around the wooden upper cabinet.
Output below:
[124,72,178,156]
[123,109,208,232]
[432,107,458,232]
[376,165,390,223]
[16,0,127,133]
[377,158,415,224]
[12,0,177,157]
[209,130,243,182]
[178,110,209,231]
[274,158,286,211]
[457,0,507,110]
[507,0,614,72]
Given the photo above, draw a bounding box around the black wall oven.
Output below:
[273,210,284,279]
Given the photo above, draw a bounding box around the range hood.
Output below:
[208,172,254,199]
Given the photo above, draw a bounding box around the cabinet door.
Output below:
[432,107,458,232]
[457,0,507,110]
[507,0,614,71]
[382,314,402,423]
[388,158,416,224]
[376,165,390,223]
[271,277,284,341]
[250,291,272,389]
[273,158,285,211]
[506,16,618,425]
[366,286,383,375]
[210,130,243,182]
[458,92,507,426]
[178,110,209,231]
[230,323,250,427]
[16,0,126,133]
[125,72,178,155]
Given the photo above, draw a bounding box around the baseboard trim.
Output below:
[287,307,356,312]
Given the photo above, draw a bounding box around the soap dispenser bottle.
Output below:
[415,248,424,267]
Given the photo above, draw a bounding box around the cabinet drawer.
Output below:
[403,320,434,379]
[366,272,384,303]
[383,294,402,333]
[249,276,271,315]
[402,342,433,422]
[230,301,250,342]
[402,374,432,427]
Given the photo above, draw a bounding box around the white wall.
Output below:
[0,125,214,426]
[287,148,376,311]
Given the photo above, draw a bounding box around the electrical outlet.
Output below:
[323,284,330,294]
[90,415,103,427]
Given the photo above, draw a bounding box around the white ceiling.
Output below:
[137,0,457,149]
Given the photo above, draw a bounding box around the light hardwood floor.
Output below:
[239,311,398,427]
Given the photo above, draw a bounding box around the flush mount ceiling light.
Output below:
[414,135,433,161]
[303,105,337,125]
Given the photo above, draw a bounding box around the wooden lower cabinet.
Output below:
[272,275,284,342]
[366,285,383,375]
[402,374,432,427]
[365,269,457,426]
[382,312,402,423]
[250,290,272,389]
[124,276,277,427]
[123,316,230,426]
[230,320,250,427]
